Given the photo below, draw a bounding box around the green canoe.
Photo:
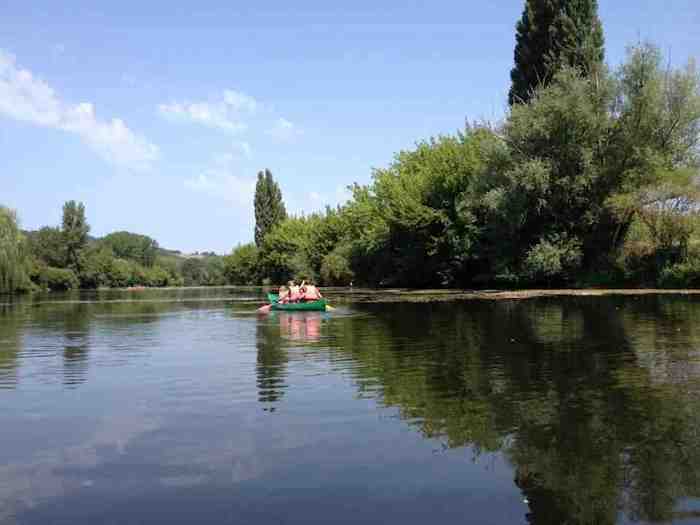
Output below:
[267,293,327,311]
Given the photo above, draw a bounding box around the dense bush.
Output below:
[100,231,159,267]
[223,243,259,285]
[40,267,79,291]
[523,235,583,285]
[658,259,700,288]
[320,247,354,286]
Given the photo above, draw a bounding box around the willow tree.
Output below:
[254,169,287,247]
[509,0,605,105]
[0,206,30,294]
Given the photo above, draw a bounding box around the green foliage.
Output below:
[658,258,700,288]
[143,265,173,287]
[258,215,316,283]
[320,246,354,286]
[346,129,499,286]
[61,201,89,271]
[254,169,287,247]
[509,0,605,105]
[224,243,259,285]
[523,235,583,285]
[37,267,79,291]
[108,258,134,288]
[78,247,116,288]
[74,245,183,289]
[0,206,31,294]
[179,256,227,286]
[100,231,159,267]
[25,227,66,268]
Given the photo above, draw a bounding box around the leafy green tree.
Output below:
[343,128,499,286]
[143,265,173,287]
[100,231,159,267]
[254,169,287,247]
[320,247,354,285]
[224,243,259,285]
[258,215,325,284]
[77,246,115,288]
[180,257,210,286]
[26,226,66,268]
[487,67,614,281]
[61,201,89,272]
[204,256,227,285]
[39,267,79,291]
[509,0,605,105]
[0,206,31,294]
[108,258,134,288]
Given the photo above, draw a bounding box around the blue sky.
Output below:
[2,1,699,253]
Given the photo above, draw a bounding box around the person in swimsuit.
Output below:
[288,280,302,302]
[301,281,322,301]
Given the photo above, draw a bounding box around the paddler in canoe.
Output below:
[277,280,322,304]
[259,280,328,312]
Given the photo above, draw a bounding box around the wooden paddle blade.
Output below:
[325,305,336,311]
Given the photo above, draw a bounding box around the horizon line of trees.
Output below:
[0,201,232,293]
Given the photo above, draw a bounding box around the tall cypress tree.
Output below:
[254,169,287,247]
[61,200,89,271]
[508,0,605,105]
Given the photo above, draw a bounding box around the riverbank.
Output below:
[5,285,700,305]
[319,287,700,304]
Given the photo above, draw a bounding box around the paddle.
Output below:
[257,304,273,314]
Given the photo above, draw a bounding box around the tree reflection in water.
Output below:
[253,297,700,525]
[255,312,325,412]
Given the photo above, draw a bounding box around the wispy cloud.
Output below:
[184,151,256,208]
[158,89,259,134]
[233,140,252,158]
[267,117,301,142]
[0,49,158,170]
[223,90,258,113]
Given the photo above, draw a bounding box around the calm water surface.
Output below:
[1,288,700,525]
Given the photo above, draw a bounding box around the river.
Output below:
[1,288,700,524]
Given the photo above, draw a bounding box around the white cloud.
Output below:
[158,90,259,134]
[185,172,256,208]
[223,89,258,113]
[184,153,256,208]
[267,117,301,142]
[0,49,158,170]
[158,101,246,133]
